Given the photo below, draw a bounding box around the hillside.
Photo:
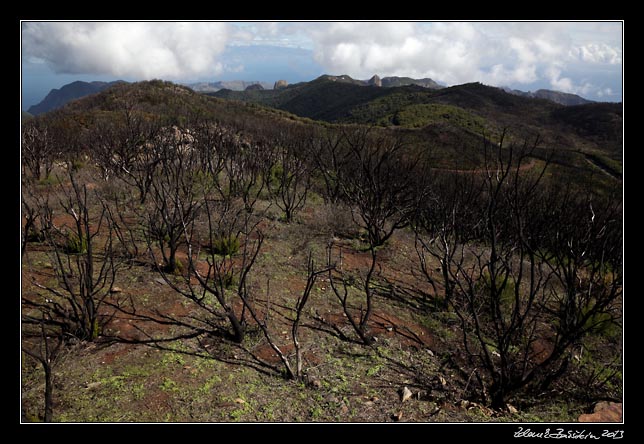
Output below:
[212,77,622,171]
[21,79,623,423]
[30,79,622,186]
[27,80,125,115]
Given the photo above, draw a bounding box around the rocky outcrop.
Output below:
[274,80,289,90]
[245,84,264,91]
[368,75,382,87]
[578,402,622,422]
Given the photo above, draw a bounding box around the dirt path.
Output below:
[583,154,621,179]
[433,158,537,175]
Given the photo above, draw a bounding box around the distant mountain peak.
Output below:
[315,74,442,90]
[500,86,592,106]
[27,80,125,115]
[187,80,272,93]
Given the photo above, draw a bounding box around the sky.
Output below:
[21,21,623,110]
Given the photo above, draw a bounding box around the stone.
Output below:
[274,80,289,90]
[579,402,622,422]
[392,410,403,421]
[326,395,339,404]
[234,398,246,404]
[368,74,382,87]
[109,286,123,293]
[507,404,518,414]
[401,386,413,403]
[85,381,103,390]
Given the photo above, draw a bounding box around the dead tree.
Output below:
[91,106,163,203]
[443,133,622,409]
[24,170,122,341]
[145,126,202,273]
[291,253,333,379]
[266,126,312,223]
[309,126,349,205]
[21,117,55,181]
[242,251,332,379]
[21,315,63,422]
[413,171,484,309]
[21,181,54,257]
[330,127,424,344]
[221,127,270,214]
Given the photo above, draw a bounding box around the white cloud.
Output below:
[21,21,623,101]
[22,22,230,80]
[285,21,621,100]
[572,43,622,65]
[307,22,486,84]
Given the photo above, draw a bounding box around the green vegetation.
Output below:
[64,232,88,254]
[211,235,240,257]
[390,103,488,132]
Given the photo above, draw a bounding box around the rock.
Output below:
[507,404,518,414]
[438,375,447,387]
[401,386,413,403]
[392,410,403,421]
[234,398,246,404]
[245,83,264,91]
[426,349,434,356]
[154,277,167,286]
[109,286,123,293]
[364,401,374,407]
[325,395,339,404]
[85,381,103,390]
[274,80,288,90]
[579,402,622,422]
[368,74,382,87]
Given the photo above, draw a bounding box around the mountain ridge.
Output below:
[23,79,622,184]
[27,80,125,115]
[187,80,273,93]
[27,74,599,117]
[500,86,593,106]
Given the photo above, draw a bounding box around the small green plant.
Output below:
[366,364,383,377]
[160,378,178,392]
[309,406,323,419]
[211,234,240,256]
[64,231,88,254]
[581,308,621,339]
[38,175,59,186]
[25,227,45,243]
[221,271,237,289]
[70,159,85,172]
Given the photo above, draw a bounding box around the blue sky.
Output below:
[21,21,623,109]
